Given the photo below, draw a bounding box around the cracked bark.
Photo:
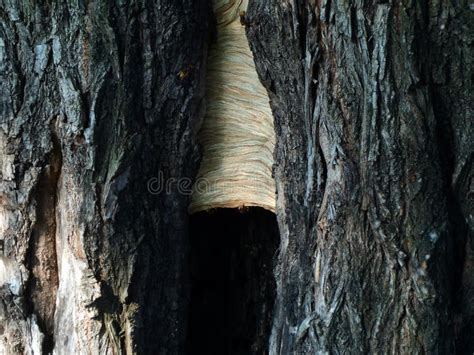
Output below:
[0,0,472,354]
[1,0,209,353]
[246,0,473,353]
[26,127,61,353]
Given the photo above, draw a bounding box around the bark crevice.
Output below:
[25,123,62,354]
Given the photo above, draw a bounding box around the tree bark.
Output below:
[246,0,473,353]
[1,1,209,353]
[0,0,472,354]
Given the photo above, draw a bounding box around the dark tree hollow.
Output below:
[187,208,279,354]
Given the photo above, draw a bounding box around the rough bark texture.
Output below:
[1,1,209,353]
[0,0,472,354]
[246,0,472,353]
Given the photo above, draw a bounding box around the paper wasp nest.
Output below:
[189,0,276,213]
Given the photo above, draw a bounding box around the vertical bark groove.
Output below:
[25,124,61,353]
[427,1,473,350]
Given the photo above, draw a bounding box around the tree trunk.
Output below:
[1,1,210,353]
[246,0,473,353]
[0,0,472,354]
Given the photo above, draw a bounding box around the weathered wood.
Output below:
[246,0,473,353]
[1,1,210,353]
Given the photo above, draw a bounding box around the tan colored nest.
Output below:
[189,0,275,213]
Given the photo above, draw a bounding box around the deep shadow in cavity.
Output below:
[187,207,279,354]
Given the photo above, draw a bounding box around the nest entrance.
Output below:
[186,207,279,353]
[189,0,276,214]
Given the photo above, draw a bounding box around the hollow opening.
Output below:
[187,207,279,354]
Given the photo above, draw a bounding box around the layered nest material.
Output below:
[189,0,276,213]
